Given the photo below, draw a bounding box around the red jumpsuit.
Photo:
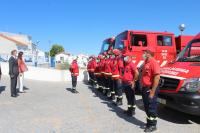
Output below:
[70,60,79,90]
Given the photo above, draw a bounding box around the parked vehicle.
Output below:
[114,30,194,68]
[100,37,115,54]
[158,33,200,116]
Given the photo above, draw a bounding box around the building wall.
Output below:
[55,54,69,63]
[1,62,89,82]
[0,36,17,55]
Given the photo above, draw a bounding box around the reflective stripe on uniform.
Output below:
[112,75,120,78]
[94,73,101,75]
[137,60,144,68]
[147,116,157,120]
[104,73,112,75]
[111,91,115,94]
[118,96,123,99]
[128,105,136,108]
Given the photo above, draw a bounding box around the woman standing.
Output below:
[69,58,79,93]
[18,52,28,93]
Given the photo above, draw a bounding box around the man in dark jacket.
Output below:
[9,50,19,97]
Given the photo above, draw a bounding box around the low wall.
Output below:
[0,62,89,82]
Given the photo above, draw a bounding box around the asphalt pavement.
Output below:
[0,76,199,133]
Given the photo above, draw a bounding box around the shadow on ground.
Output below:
[87,85,146,128]
[136,96,200,124]
[66,88,73,93]
[87,85,200,126]
[65,88,79,94]
[23,86,30,90]
[0,86,6,94]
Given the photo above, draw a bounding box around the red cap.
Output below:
[98,54,103,59]
[102,52,107,55]
[113,49,121,55]
[143,47,156,54]
[108,50,113,55]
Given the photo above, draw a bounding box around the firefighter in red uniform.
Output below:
[69,58,79,93]
[87,56,97,86]
[94,55,102,89]
[103,50,113,98]
[87,56,93,85]
[122,53,139,116]
[141,48,160,132]
[99,52,106,93]
[90,56,97,86]
[111,49,124,105]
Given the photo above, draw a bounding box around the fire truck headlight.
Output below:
[180,78,200,92]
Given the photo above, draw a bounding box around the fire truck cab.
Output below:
[159,33,200,116]
[114,30,193,68]
[100,37,115,54]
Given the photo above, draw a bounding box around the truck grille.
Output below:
[159,77,180,91]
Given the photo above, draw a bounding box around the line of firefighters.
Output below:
[87,48,160,132]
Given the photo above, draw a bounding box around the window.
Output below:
[100,43,109,53]
[114,31,128,49]
[177,40,200,62]
[157,36,172,46]
[60,57,64,62]
[131,34,147,47]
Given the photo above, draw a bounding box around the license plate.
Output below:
[157,98,166,105]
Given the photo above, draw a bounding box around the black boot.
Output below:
[111,93,116,101]
[144,126,157,132]
[124,107,135,117]
[98,86,103,92]
[123,107,131,115]
[106,90,111,99]
[102,87,106,95]
[115,98,123,106]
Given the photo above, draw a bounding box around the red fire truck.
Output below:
[158,33,200,116]
[100,37,115,54]
[114,30,194,68]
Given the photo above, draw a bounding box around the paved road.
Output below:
[0,76,199,133]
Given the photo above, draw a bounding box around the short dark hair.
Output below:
[11,50,17,55]
[145,50,154,57]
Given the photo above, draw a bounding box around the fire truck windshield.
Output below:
[100,41,110,54]
[114,31,128,50]
[177,39,200,62]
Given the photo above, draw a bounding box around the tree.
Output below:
[50,44,65,57]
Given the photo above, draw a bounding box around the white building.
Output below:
[55,52,70,63]
[0,32,46,65]
[0,32,31,60]
[55,52,89,68]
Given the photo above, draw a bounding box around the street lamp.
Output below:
[35,40,40,67]
[179,24,186,35]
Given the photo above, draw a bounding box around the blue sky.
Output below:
[0,0,199,55]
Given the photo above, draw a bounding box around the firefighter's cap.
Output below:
[112,49,121,55]
[143,47,156,54]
